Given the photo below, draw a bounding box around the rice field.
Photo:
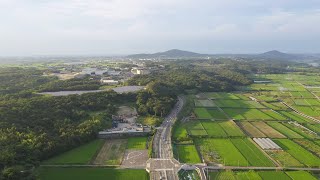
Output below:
[174,145,202,164]
[230,138,275,167]
[195,138,248,166]
[238,122,266,137]
[223,108,273,120]
[273,139,320,167]
[207,108,229,120]
[267,122,303,138]
[194,108,212,119]
[194,99,216,107]
[278,111,315,123]
[251,121,286,138]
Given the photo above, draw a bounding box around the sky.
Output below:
[0,0,320,56]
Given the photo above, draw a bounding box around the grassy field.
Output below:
[267,122,303,138]
[194,108,212,119]
[285,171,317,180]
[38,167,149,180]
[195,138,248,166]
[43,139,104,164]
[230,138,275,167]
[214,100,264,108]
[251,121,286,138]
[258,171,291,180]
[238,122,266,137]
[175,145,202,164]
[274,139,320,167]
[127,137,147,150]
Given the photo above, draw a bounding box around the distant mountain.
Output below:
[127,49,207,59]
[126,49,319,61]
[256,50,317,61]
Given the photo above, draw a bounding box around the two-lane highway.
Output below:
[149,96,184,180]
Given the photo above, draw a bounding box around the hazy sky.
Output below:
[1,0,320,55]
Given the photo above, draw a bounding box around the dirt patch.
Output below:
[120,150,149,169]
[92,139,127,165]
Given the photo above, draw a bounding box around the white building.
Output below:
[100,79,119,85]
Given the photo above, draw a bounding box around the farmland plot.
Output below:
[267,122,303,138]
[187,121,208,136]
[267,151,303,167]
[238,122,266,137]
[195,139,248,166]
[251,121,286,138]
[194,99,216,107]
[230,138,275,167]
[234,171,262,180]
[207,108,228,120]
[218,121,245,137]
[201,121,227,137]
[262,110,287,120]
[223,108,272,120]
[278,111,315,123]
[293,139,320,157]
[274,139,320,166]
[285,171,317,180]
[258,171,291,180]
[293,105,320,117]
[194,108,212,119]
[207,92,240,99]
[283,123,319,139]
[175,145,201,164]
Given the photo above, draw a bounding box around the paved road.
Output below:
[199,165,320,171]
[148,96,184,180]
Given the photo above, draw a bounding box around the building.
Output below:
[100,78,119,85]
[131,67,150,75]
